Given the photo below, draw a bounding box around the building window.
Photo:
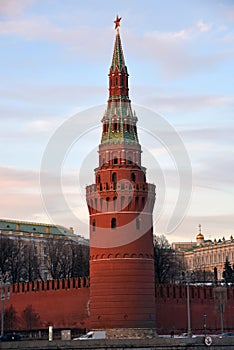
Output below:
[92,220,96,232]
[113,157,118,165]
[111,218,116,229]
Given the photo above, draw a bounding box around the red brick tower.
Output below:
[86,17,156,337]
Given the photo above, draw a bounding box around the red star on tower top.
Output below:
[114,15,122,30]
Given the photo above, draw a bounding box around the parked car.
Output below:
[219,332,234,338]
[73,331,106,340]
[0,333,21,341]
[175,332,197,338]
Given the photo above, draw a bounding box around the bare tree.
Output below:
[8,238,25,283]
[45,238,89,279]
[0,236,14,274]
[21,305,40,330]
[154,234,184,284]
[4,305,18,331]
[22,240,41,282]
[45,237,65,279]
[1,234,89,282]
[70,242,89,278]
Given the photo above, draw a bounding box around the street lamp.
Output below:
[203,314,207,337]
[186,280,192,338]
[0,271,11,337]
[182,271,192,338]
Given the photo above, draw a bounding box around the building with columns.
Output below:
[0,218,88,280]
[172,225,234,281]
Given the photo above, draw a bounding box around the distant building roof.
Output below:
[0,218,89,245]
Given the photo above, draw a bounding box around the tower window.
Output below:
[92,220,96,232]
[115,77,118,86]
[114,119,117,132]
[112,172,117,183]
[111,217,116,229]
[112,172,117,189]
[113,157,118,165]
[124,119,127,132]
[136,218,141,230]
[131,172,136,182]
[128,155,132,164]
[103,120,108,133]
[97,175,100,184]
[106,197,110,211]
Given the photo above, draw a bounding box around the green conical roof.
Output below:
[111,30,126,71]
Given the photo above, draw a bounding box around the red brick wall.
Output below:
[8,278,90,330]
[155,284,234,333]
[7,280,234,333]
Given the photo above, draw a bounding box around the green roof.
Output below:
[0,218,74,237]
[111,30,126,71]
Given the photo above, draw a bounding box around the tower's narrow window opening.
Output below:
[131,172,136,182]
[111,217,116,229]
[114,119,117,132]
[112,172,117,183]
[112,172,117,189]
[92,220,96,232]
[136,218,140,230]
[106,197,110,211]
[135,196,139,211]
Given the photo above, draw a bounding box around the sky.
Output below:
[0,0,234,243]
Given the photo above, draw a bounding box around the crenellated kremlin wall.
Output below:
[6,279,234,333]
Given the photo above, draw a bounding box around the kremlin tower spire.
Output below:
[109,16,129,101]
[86,17,156,338]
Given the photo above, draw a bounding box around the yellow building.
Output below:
[172,225,234,280]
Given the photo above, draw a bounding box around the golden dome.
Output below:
[196,224,204,240]
[196,233,204,240]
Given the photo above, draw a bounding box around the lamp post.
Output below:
[214,286,227,335]
[0,271,11,337]
[182,271,192,338]
[203,313,207,337]
[186,280,192,338]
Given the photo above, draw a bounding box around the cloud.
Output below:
[0,85,105,107]
[0,166,38,191]
[168,213,234,243]
[197,20,212,32]
[0,0,34,17]
[134,87,234,112]
[0,17,111,60]
[0,14,231,79]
